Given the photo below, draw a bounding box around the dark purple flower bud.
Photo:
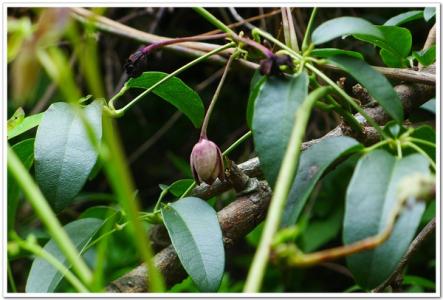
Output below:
[190,138,225,185]
[124,46,148,78]
[259,54,293,76]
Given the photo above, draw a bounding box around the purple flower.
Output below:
[190,138,225,185]
[259,54,293,76]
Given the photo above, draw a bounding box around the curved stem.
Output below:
[193,7,236,37]
[408,137,436,148]
[109,42,235,117]
[405,142,436,170]
[301,7,318,51]
[223,131,252,156]
[201,53,236,138]
[7,145,93,287]
[244,86,332,292]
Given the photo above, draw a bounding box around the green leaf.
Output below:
[8,112,43,140]
[161,197,224,292]
[7,138,35,231]
[26,218,104,292]
[282,136,362,227]
[327,55,403,122]
[420,98,436,114]
[409,125,436,161]
[423,7,436,21]
[167,179,195,197]
[311,48,364,60]
[343,150,430,289]
[403,275,436,290]
[34,101,103,211]
[246,71,266,128]
[354,26,412,67]
[7,107,25,131]
[126,72,204,128]
[413,45,436,67]
[384,10,423,26]
[311,17,383,45]
[252,72,309,187]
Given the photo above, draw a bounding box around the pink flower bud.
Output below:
[190,138,225,185]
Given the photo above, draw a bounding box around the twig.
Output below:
[419,24,436,71]
[228,7,255,31]
[372,218,436,293]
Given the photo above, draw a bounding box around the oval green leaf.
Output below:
[26,218,104,292]
[311,48,364,60]
[282,136,363,227]
[161,197,224,292]
[311,17,383,45]
[246,71,265,128]
[34,100,103,211]
[167,179,195,197]
[343,150,430,289]
[126,71,204,128]
[252,72,308,187]
[327,55,403,122]
[384,10,423,26]
[8,112,43,140]
[8,138,35,231]
[413,45,436,67]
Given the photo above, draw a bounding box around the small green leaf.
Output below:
[252,72,309,187]
[311,48,364,60]
[423,7,436,21]
[282,136,362,227]
[384,10,423,26]
[8,138,35,231]
[409,125,436,161]
[420,98,436,114]
[34,100,103,211]
[126,72,204,128]
[413,45,436,66]
[403,275,436,290]
[167,179,194,197]
[246,71,266,128]
[7,107,25,131]
[8,112,43,140]
[327,55,403,122]
[344,151,430,289]
[311,17,383,45]
[161,197,224,292]
[26,218,104,292]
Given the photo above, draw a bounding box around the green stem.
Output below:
[301,8,318,51]
[154,188,169,211]
[396,140,403,158]
[7,260,17,293]
[101,116,165,291]
[14,237,89,292]
[7,145,93,286]
[201,53,236,138]
[408,137,436,148]
[109,42,235,117]
[362,139,390,153]
[244,86,332,292]
[405,142,436,170]
[223,131,252,156]
[193,7,236,36]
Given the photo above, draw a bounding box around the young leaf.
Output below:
[26,218,104,292]
[8,138,35,231]
[282,136,362,227]
[413,45,436,66]
[8,112,43,140]
[126,71,204,128]
[34,100,103,211]
[311,17,383,45]
[384,10,423,26]
[246,71,266,128]
[252,72,308,187]
[7,107,25,131]
[161,197,224,292]
[343,151,430,289]
[327,55,403,122]
[167,179,195,197]
[423,7,436,22]
[311,48,364,60]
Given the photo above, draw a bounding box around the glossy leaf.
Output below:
[311,17,383,45]
[161,197,224,292]
[384,10,423,26]
[34,101,103,211]
[282,136,362,227]
[413,45,436,66]
[423,7,436,21]
[8,112,43,140]
[343,151,430,289]
[328,55,403,122]
[246,71,266,128]
[252,72,308,187]
[126,72,204,128]
[26,218,103,292]
[7,138,35,231]
[167,179,195,197]
[311,48,364,60]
